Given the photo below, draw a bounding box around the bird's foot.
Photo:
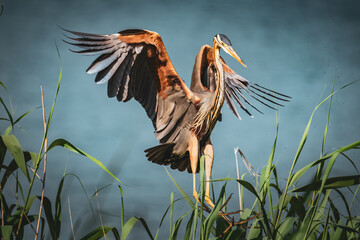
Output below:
[200,194,262,237]
[219,211,262,238]
[201,194,237,223]
[205,195,215,208]
[193,192,201,205]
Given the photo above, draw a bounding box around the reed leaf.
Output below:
[120,217,154,240]
[1,135,30,181]
[1,151,32,189]
[47,138,123,184]
[203,184,226,240]
[79,226,114,240]
[275,216,297,240]
[1,225,12,240]
[165,167,195,209]
[294,174,360,192]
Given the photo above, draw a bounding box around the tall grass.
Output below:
[0,48,359,239]
[161,81,360,239]
[0,52,125,239]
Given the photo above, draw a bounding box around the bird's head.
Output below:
[214,34,247,68]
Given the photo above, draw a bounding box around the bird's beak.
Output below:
[223,45,247,68]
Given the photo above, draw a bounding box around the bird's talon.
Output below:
[205,195,215,208]
[219,211,262,237]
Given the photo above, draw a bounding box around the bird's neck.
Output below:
[211,44,225,122]
[189,43,225,136]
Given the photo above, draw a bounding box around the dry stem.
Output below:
[96,190,107,240]
[35,85,48,240]
[68,197,76,240]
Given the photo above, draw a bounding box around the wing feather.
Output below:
[94,60,117,83]
[191,45,290,119]
[65,28,192,141]
[118,54,135,101]
[87,50,121,74]
[96,53,127,84]
[107,53,131,98]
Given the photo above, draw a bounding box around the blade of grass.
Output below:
[275,217,297,240]
[111,228,120,240]
[306,190,331,238]
[40,196,56,239]
[13,107,39,126]
[47,138,123,184]
[199,155,205,240]
[89,184,112,200]
[275,90,335,229]
[203,184,226,240]
[118,185,125,228]
[66,173,96,218]
[184,210,195,240]
[290,140,360,188]
[120,217,154,240]
[293,175,360,192]
[234,147,242,216]
[169,192,174,240]
[312,81,335,206]
[154,197,183,240]
[79,226,114,240]
[1,225,12,240]
[1,152,32,189]
[350,184,360,211]
[247,218,261,239]
[165,167,195,209]
[169,210,192,240]
[339,152,359,173]
[0,97,14,127]
[334,188,353,226]
[321,81,334,157]
[303,152,340,239]
[1,135,30,181]
[275,80,359,230]
[192,200,199,240]
[264,115,279,222]
[17,44,63,232]
[0,81,7,91]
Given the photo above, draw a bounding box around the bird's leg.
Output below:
[189,134,200,203]
[203,139,215,208]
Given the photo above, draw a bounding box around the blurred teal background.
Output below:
[1,0,359,239]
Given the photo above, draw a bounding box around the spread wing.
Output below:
[191,45,291,119]
[64,28,193,141]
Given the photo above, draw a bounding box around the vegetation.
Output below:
[1,47,360,239]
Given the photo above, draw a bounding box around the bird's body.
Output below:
[65,28,289,207]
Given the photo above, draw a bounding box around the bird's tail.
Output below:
[145,143,175,165]
[145,144,194,173]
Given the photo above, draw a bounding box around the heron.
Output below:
[64,28,289,210]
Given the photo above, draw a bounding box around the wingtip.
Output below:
[86,68,95,74]
[58,25,72,33]
[62,39,74,45]
[57,25,64,30]
[68,48,78,53]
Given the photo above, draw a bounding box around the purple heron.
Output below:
[64,28,289,209]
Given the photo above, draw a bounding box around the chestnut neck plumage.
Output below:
[208,40,225,129]
[190,40,226,136]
